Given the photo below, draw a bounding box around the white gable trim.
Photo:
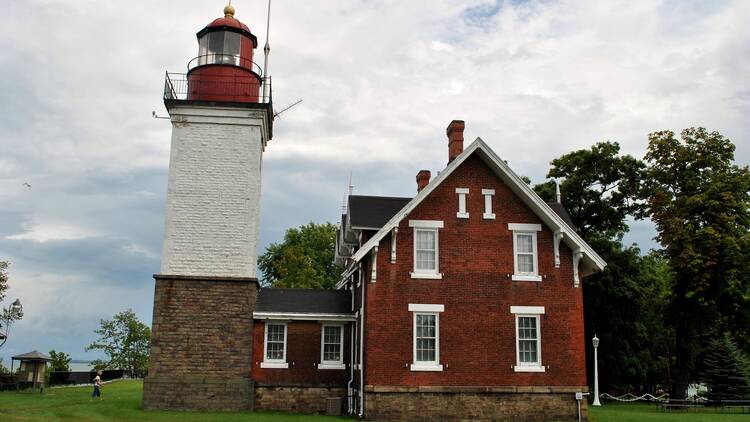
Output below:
[343,138,606,279]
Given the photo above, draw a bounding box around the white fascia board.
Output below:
[510,306,545,314]
[408,304,445,312]
[253,312,356,321]
[343,137,606,277]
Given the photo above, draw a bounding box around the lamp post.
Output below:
[0,299,23,349]
[592,334,601,406]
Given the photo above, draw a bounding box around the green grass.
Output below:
[0,380,349,422]
[589,402,749,422]
[1,381,748,421]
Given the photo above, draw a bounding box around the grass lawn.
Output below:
[1,380,748,421]
[589,402,749,422]
[0,380,349,422]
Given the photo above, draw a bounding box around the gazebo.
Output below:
[11,350,51,393]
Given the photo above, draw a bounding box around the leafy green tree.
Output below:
[700,335,750,400]
[534,141,645,239]
[641,128,750,397]
[0,261,23,349]
[48,350,72,372]
[258,222,342,289]
[85,309,150,378]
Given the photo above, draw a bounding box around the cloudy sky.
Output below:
[1,0,748,363]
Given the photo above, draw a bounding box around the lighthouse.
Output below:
[144,4,271,411]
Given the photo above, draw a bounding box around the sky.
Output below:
[1,0,748,363]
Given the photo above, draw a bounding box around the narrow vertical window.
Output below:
[511,306,545,372]
[261,322,288,368]
[509,223,542,282]
[456,188,469,218]
[409,220,443,279]
[409,304,444,371]
[482,189,495,219]
[319,324,345,369]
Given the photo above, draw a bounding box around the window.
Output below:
[456,188,469,218]
[261,322,288,368]
[511,306,545,372]
[409,304,444,371]
[482,189,495,219]
[509,223,542,282]
[409,220,444,279]
[318,324,345,369]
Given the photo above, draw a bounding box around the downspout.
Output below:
[358,263,366,418]
[348,276,354,413]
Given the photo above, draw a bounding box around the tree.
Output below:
[534,141,645,240]
[258,222,342,289]
[641,128,750,397]
[0,261,23,349]
[85,309,151,378]
[48,350,72,372]
[700,335,750,400]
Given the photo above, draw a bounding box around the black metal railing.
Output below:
[164,71,272,104]
[187,54,263,76]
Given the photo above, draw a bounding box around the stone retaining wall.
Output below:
[143,376,254,411]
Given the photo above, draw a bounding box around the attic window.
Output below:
[482,189,495,219]
[509,223,542,282]
[455,188,469,219]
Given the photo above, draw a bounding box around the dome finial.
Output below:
[224,2,235,18]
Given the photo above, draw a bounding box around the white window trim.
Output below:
[482,189,495,219]
[513,312,545,372]
[409,220,443,279]
[509,223,542,282]
[410,307,443,372]
[261,321,289,369]
[456,188,469,219]
[318,323,345,370]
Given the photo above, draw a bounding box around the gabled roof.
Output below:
[548,202,576,229]
[255,288,352,315]
[348,195,412,230]
[12,350,51,361]
[342,138,606,281]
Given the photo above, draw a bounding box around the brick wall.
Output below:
[160,105,268,278]
[364,153,587,388]
[143,275,257,410]
[364,386,588,421]
[252,320,351,386]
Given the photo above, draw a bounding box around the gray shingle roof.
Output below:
[12,350,51,361]
[256,288,352,314]
[348,195,411,229]
[547,202,576,230]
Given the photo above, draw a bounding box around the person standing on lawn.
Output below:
[91,370,102,400]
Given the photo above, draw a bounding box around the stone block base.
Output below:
[255,385,348,414]
[363,386,588,421]
[143,376,254,411]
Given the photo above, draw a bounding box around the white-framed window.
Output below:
[409,304,444,371]
[318,324,345,370]
[409,220,444,279]
[509,223,542,282]
[482,189,495,219]
[260,321,289,369]
[456,188,469,219]
[511,306,545,372]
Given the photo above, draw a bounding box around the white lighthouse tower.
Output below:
[144,4,272,411]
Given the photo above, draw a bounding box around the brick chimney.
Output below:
[447,120,465,163]
[416,170,431,192]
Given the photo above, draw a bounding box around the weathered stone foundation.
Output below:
[254,384,348,414]
[142,275,258,411]
[363,386,588,422]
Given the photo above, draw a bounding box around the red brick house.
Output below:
[251,120,605,421]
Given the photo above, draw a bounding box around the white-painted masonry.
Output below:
[160,104,270,278]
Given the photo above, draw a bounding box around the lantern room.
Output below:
[184,4,264,103]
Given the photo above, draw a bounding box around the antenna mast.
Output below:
[262,0,272,101]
